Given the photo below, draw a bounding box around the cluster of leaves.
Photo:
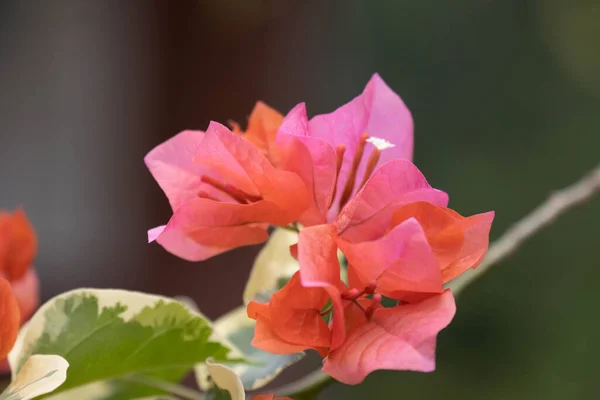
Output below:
[0,236,302,399]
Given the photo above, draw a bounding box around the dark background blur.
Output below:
[1,1,599,399]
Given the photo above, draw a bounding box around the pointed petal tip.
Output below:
[147,225,166,243]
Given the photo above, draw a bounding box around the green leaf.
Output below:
[196,307,304,391]
[8,289,234,399]
[0,355,68,400]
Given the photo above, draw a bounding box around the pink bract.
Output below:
[146,121,308,261]
[322,290,456,385]
[277,74,416,224]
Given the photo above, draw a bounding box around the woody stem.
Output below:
[448,162,600,295]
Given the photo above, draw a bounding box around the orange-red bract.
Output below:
[248,273,334,357]
[230,101,284,167]
[0,209,37,281]
[0,277,20,359]
[0,208,40,372]
[390,201,494,282]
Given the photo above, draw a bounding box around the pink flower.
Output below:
[276,73,414,225]
[249,235,456,385]
[147,74,414,261]
[296,218,456,384]
[146,118,309,261]
[249,159,493,384]
[322,291,456,384]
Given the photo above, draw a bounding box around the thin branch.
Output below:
[277,163,600,398]
[276,369,330,397]
[449,162,600,295]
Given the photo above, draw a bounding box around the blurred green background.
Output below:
[1,0,599,399]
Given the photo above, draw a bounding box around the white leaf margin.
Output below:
[0,355,69,400]
[243,228,300,304]
[206,361,244,400]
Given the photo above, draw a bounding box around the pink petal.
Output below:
[277,104,337,226]
[147,225,165,243]
[193,122,259,196]
[337,160,448,241]
[152,198,272,261]
[322,290,456,385]
[144,130,208,211]
[309,74,414,217]
[297,224,347,349]
[338,218,443,301]
[195,122,309,222]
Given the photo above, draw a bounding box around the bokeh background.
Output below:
[1,0,599,398]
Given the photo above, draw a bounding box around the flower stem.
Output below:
[448,162,600,295]
[277,370,333,398]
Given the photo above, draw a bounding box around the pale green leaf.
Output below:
[243,228,300,304]
[196,307,304,391]
[8,289,233,398]
[0,355,68,400]
[204,361,244,400]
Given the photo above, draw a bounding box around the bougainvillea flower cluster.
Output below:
[146,74,494,385]
[0,209,40,368]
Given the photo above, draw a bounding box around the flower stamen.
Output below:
[364,294,382,319]
[341,288,362,301]
[328,145,347,209]
[320,304,333,316]
[200,175,263,204]
[197,190,219,201]
[338,133,369,209]
[341,282,377,301]
[358,147,381,190]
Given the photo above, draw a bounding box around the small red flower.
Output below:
[0,208,41,372]
[0,277,19,360]
[0,209,39,324]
